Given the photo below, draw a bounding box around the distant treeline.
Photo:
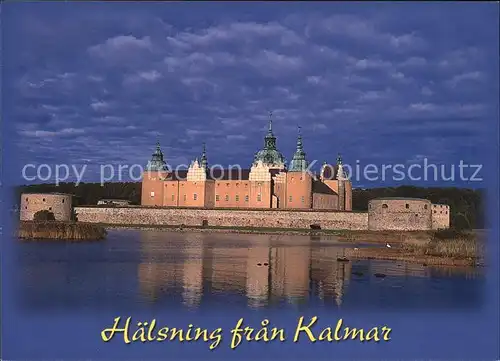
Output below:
[15,183,484,230]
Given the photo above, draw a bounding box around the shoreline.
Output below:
[102,224,484,269]
[18,221,107,241]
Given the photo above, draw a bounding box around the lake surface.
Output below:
[17,229,483,312]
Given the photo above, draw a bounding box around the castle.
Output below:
[141,115,352,211]
[18,115,450,231]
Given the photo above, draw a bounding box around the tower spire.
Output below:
[337,153,346,180]
[146,140,168,172]
[263,111,277,150]
[268,110,273,135]
[296,126,303,150]
[289,125,308,172]
[201,142,208,169]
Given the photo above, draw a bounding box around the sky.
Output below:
[2,2,499,187]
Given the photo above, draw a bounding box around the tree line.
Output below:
[14,182,484,229]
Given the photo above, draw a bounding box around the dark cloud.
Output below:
[3,2,497,185]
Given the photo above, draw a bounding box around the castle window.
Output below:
[405,204,409,209]
[150,192,155,198]
[235,195,239,202]
[25,206,27,209]
[49,207,52,211]
[300,177,303,181]
[257,194,261,202]
[445,211,448,214]
[171,195,175,201]
[424,205,428,209]
[43,198,46,202]
[440,211,443,214]
[382,204,388,209]
[289,196,292,202]
[194,193,197,200]
[434,210,437,213]
[236,183,239,187]
[183,194,187,201]
[216,195,220,201]
[245,195,249,202]
[62,199,65,203]
[225,195,229,201]
[26,197,28,201]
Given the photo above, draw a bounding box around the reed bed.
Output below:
[18,221,107,241]
[401,229,481,260]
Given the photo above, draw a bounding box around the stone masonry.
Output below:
[368,197,450,231]
[74,206,369,230]
[20,193,73,221]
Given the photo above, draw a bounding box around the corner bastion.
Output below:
[20,193,73,221]
[368,197,450,231]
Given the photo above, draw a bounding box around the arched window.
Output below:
[405,204,410,209]
[382,204,388,209]
[424,204,427,209]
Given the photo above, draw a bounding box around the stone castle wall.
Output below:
[20,193,73,221]
[74,206,369,230]
[368,198,450,230]
[20,192,449,231]
[431,204,451,230]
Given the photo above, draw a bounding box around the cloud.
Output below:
[90,100,111,111]
[445,71,484,88]
[88,35,152,56]
[20,128,86,138]
[5,4,497,184]
[123,70,163,84]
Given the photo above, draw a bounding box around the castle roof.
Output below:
[146,141,168,172]
[165,169,251,181]
[312,179,338,195]
[253,112,286,168]
[289,126,308,172]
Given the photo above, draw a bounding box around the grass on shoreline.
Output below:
[401,229,481,260]
[19,221,107,241]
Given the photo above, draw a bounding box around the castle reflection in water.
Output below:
[17,229,482,311]
[137,231,430,308]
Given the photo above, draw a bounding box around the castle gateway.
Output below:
[141,117,352,211]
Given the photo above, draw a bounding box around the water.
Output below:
[7,229,493,359]
[17,229,483,312]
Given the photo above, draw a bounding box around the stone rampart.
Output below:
[74,206,369,230]
[368,198,433,231]
[20,193,73,221]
